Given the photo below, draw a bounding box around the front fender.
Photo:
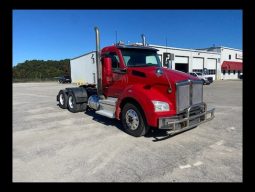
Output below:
[115,84,175,127]
[115,84,153,121]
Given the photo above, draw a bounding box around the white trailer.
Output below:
[70,51,97,85]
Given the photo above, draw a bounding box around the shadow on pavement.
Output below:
[84,108,195,142]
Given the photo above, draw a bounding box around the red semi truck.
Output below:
[56,27,215,137]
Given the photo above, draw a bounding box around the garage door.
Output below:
[175,56,188,63]
[205,58,217,80]
[175,56,189,73]
[193,57,203,69]
[205,58,216,69]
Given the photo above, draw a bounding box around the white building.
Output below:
[197,46,243,80]
[149,44,221,80]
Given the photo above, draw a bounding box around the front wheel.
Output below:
[121,103,149,137]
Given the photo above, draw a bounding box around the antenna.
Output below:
[165,37,168,53]
[115,30,118,44]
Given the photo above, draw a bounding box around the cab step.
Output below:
[95,97,117,119]
[96,109,115,118]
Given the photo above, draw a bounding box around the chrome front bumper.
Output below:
[158,103,215,134]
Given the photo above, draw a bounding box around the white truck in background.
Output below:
[188,72,213,85]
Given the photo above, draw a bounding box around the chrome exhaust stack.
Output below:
[94,27,103,96]
[141,34,146,46]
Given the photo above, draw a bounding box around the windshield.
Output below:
[120,48,161,67]
[196,72,202,76]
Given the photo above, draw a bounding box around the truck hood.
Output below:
[162,67,198,83]
[128,66,199,85]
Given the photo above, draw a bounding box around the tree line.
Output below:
[13,59,70,82]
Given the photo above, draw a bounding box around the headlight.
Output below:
[152,101,170,112]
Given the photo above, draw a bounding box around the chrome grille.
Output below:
[176,81,190,113]
[191,80,203,105]
[176,80,203,114]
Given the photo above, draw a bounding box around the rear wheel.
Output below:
[121,103,149,137]
[67,92,87,113]
[57,90,68,109]
[67,92,79,113]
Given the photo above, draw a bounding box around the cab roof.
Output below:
[115,45,158,52]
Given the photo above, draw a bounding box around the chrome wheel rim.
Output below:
[59,93,64,105]
[125,109,139,130]
[68,96,74,108]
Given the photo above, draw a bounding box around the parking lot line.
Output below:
[193,161,203,166]
[179,164,191,169]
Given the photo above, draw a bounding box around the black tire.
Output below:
[57,90,68,109]
[79,103,87,112]
[121,103,149,137]
[67,91,80,113]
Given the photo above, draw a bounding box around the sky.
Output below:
[13,10,242,66]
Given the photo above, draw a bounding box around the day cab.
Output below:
[57,27,215,137]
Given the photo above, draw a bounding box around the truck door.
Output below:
[105,52,128,98]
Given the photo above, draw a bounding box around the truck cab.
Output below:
[57,27,215,137]
[101,45,162,98]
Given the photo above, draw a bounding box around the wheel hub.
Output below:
[125,109,139,130]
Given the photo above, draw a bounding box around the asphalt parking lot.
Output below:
[13,80,242,182]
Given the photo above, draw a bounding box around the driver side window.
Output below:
[109,52,120,69]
